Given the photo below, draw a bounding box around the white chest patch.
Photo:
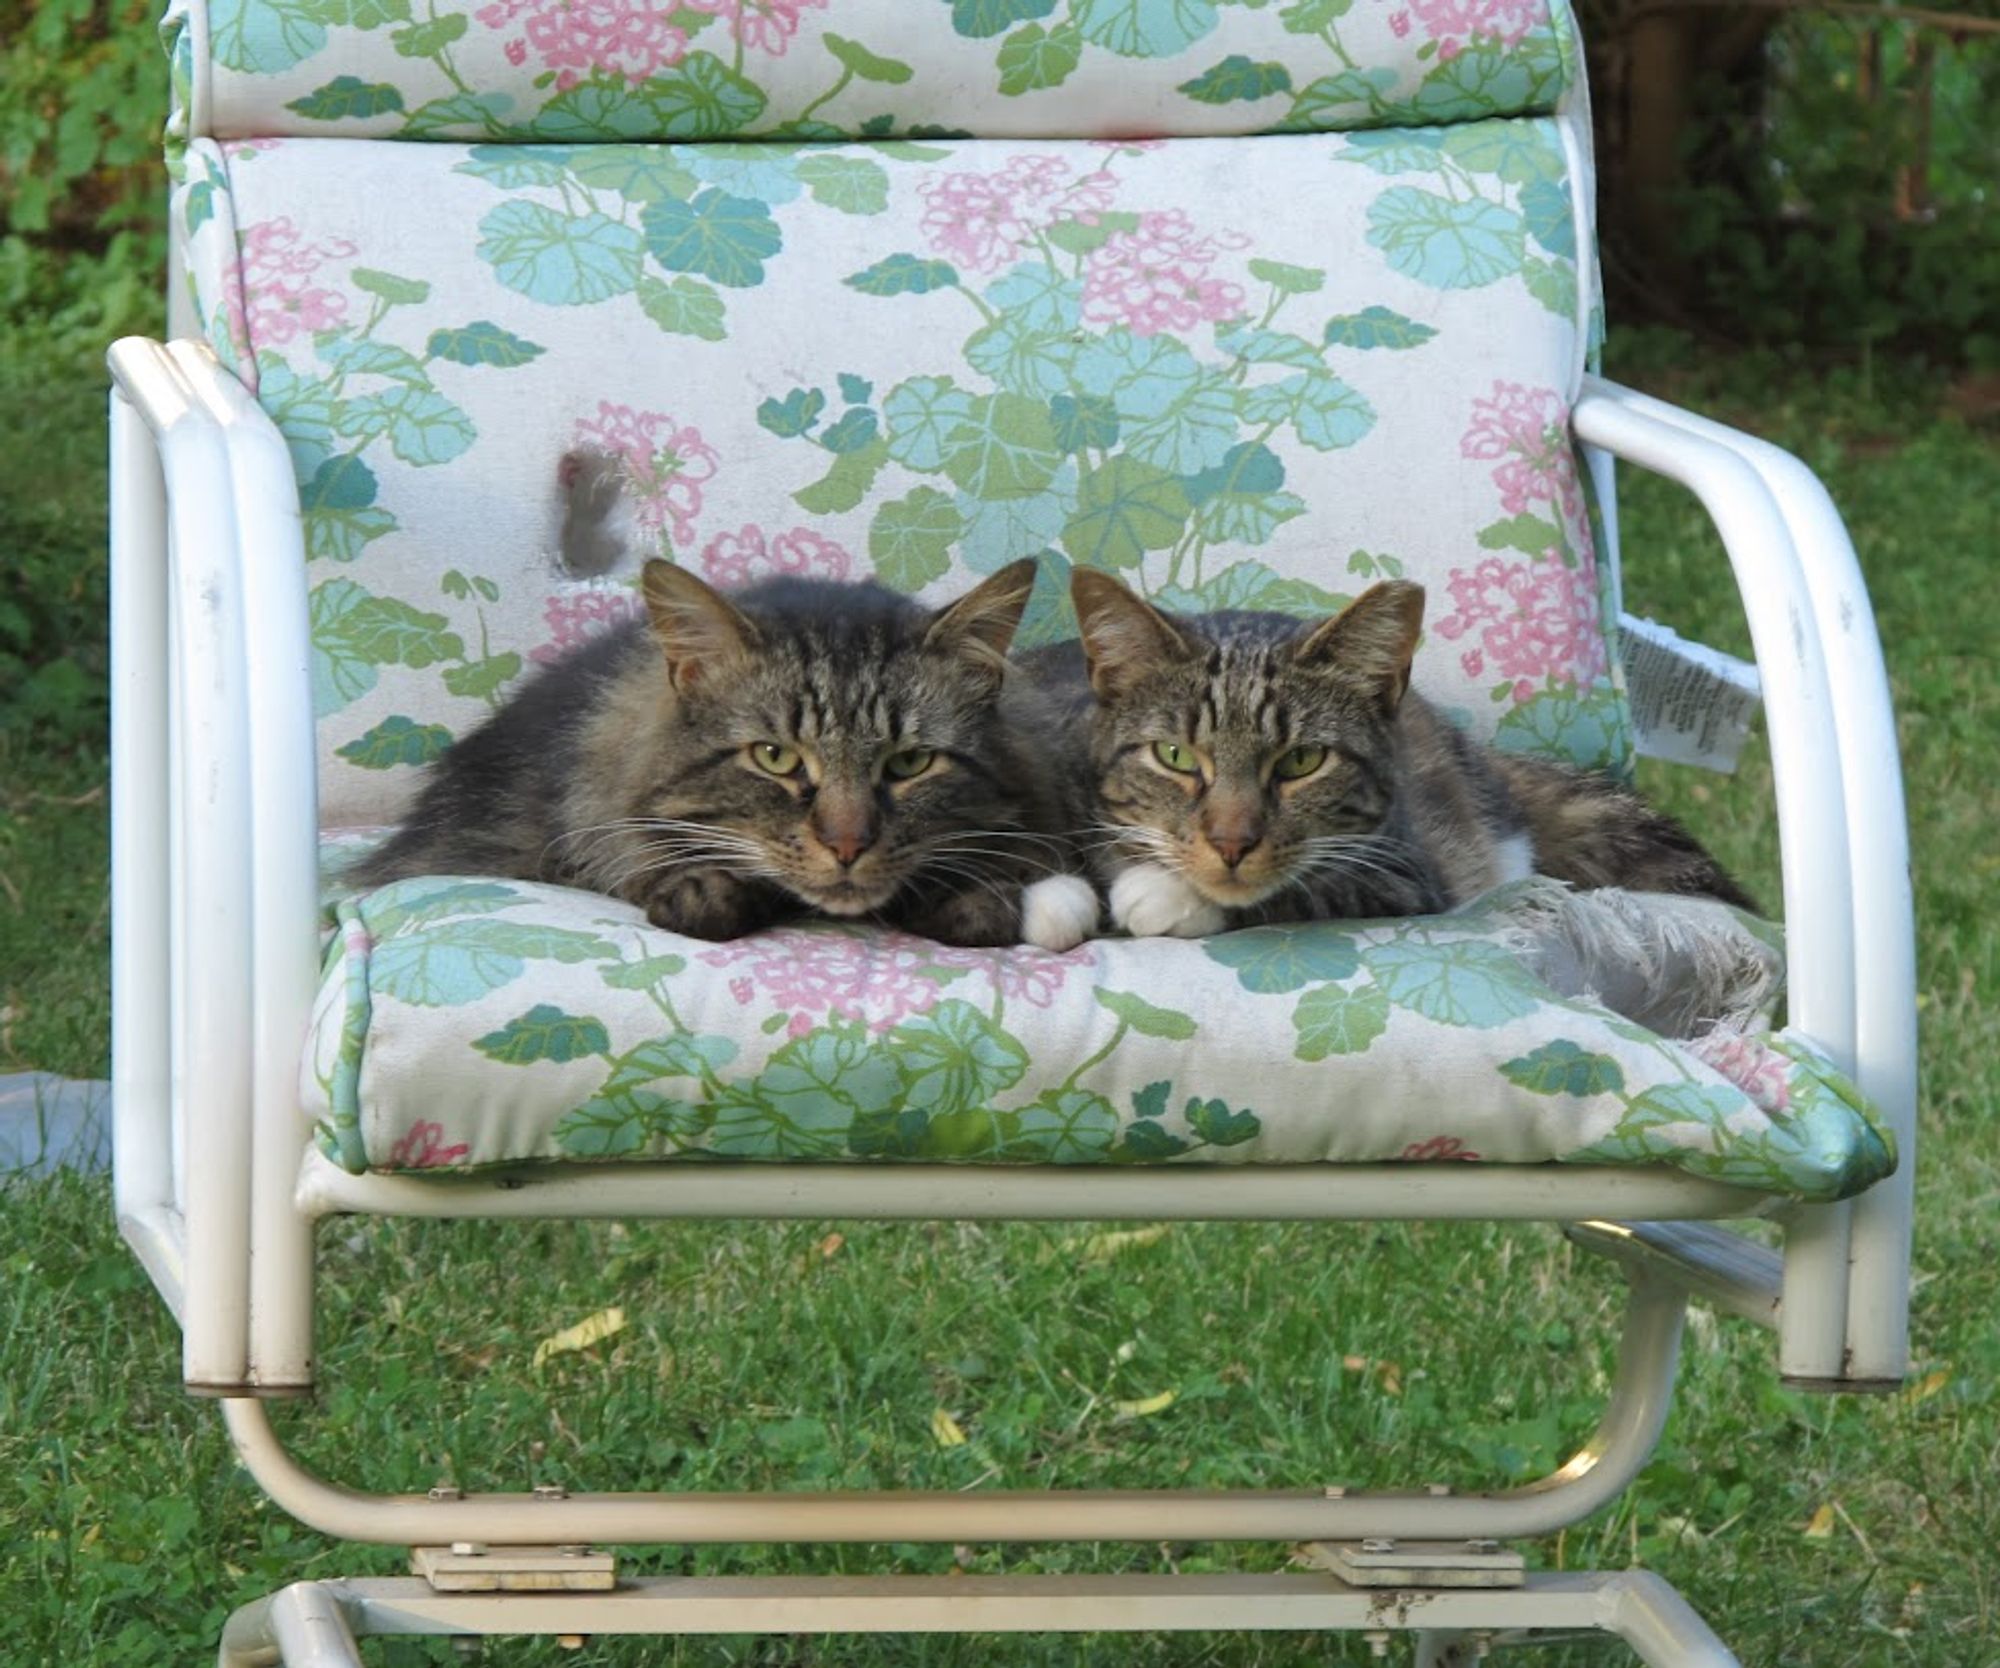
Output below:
[1020,875,1101,952]
[1109,862,1229,939]
[1492,831,1538,886]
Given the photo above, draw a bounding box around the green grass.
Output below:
[2,332,1995,1665]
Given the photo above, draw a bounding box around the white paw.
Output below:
[1021,874,1100,951]
[1109,862,1228,939]
[1490,831,1537,886]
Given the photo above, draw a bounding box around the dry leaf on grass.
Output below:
[532,1306,626,1369]
[1112,1388,1177,1418]
[1066,1224,1173,1262]
[931,1408,969,1448]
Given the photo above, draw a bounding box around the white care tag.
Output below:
[1618,613,1762,774]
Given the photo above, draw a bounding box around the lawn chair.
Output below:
[108,2,1915,1660]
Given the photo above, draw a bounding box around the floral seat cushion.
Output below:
[305,869,1893,1201]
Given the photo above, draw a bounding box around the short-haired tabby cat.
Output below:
[1049,569,1755,939]
[351,558,1100,950]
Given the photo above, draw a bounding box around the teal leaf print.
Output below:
[940,393,1064,500]
[1323,306,1439,351]
[1478,511,1563,557]
[403,92,513,138]
[474,1004,611,1065]
[442,651,523,701]
[1073,329,1200,421]
[838,373,873,405]
[362,879,519,932]
[997,20,1083,94]
[209,0,326,74]
[1342,128,1450,175]
[1049,393,1120,454]
[335,715,450,769]
[1367,189,1526,289]
[336,384,477,466]
[715,1028,901,1158]
[299,452,396,562]
[426,321,547,368]
[1501,1040,1626,1098]
[1014,1089,1120,1162]
[870,488,964,589]
[602,1032,738,1093]
[390,13,467,56]
[571,146,696,202]
[821,408,881,454]
[1132,1080,1171,1121]
[883,376,977,470]
[1292,981,1390,1060]
[892,998,1030,1112]
[1183,442,1305,546]
[1281,67,1396,132]
[1520,180,1576,259]
[822,32,915,84]
[369,937,526,1006]
[1410,40,1564,125]
[955,481,1073,573]
[1442,121,1564,187]
[311,580,380,715]
[637,274,728,341]
[757,387,827,438]
[966,314,1079,400]
[1178,55,1291,103]
[644,51,768,138]
[1121,372,1238,474]
[286,76,404,120]
[1062,455,1190,570]
[797,154,891,215]
[454,146,572,188]
[351,267,431,306]
[1116,1120,1189,1160]
[1214,322,1323,369]
[1247,256,1325,295]
[947,0,1057,39]
[536,81,679,142]
[846,1101,935,1159]
[1363,938,1544,1028]
[257,358,339,477]
[184,179,216,235]
[1152,558,1346,617]
[640,190,782,289]
[1072,0,1219,57]
[846,253,961,296]
[478,202,644,303]
[794,440,890,514]
[556,1091,701,1157]
[1185,1097,1259,1146]
[1095,987,1196,1040]
[1239,372,1375,451]
[1493,686,1629,772]
[317,332,428,382]
[1204,926,1360,994]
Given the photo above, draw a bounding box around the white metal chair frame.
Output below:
[106,334,1915,1665]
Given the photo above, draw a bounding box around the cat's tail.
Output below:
[1493,755,1761,915]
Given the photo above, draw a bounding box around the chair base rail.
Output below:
[215,1569,1740,1666]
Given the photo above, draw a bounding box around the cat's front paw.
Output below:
[1109,863,1228,939]
[1020,875,1100,951]
[638,871,776,940]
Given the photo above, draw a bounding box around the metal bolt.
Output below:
[556,1636,588,1651]
[1360,1537,1396,1554]
[1465,1538,1500,1555]
[1474,1633,1495,1661]
[557,1544,592,1558]
[449,1541,485,1557]
[533,1483,569,1502]
[1363,1631,1391,1659]
[1322,1485,1348,1499]
[428,1483,462,1502]
[450,1638,484,1660]
[1425,1482,1453,1497]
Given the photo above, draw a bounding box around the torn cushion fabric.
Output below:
[303,871,1892,1201]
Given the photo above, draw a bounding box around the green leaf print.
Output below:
[1493,686,1629,772]
[570,146,697,202]
[426,322,547,367]
[535,81,680,142]
[1410,39,1565,125]
[312,0,413,25]
[1521,254,1579,320]
[1185,1097,1259,1146]
[636,274,728,341]
[335,715,451,769]
[1048,394,1120,454]
[350,266,431,306]
[314,579,463,674]
[555,1091,702,1158]
[1478,512,1563,557]
[1115,1120,1189,1160]
[713,1027,900,1159]
[335,383,476,466]
[1363,938,1545,1029]
[640,190,782,289]
[794,440,890,514]
[757,387,827,438]
[1061,456,1191,570]
[996,21,1083,94]
[891,999,1030,1112]
[390,12,466,56]
[846,253,961,296]
[478,202,644,304]
[403,91,513,138]
[1366,188,1525,290]
[1204,927,1360,994]
[939,393,1064,501]
[1279,0,1355,33]
[1151,559,1347,617]
[1182,441,1305,547]
[1094,987,1197,1040]
[883,376,976,469]
[820,408,881,454]
[1178,55,1291,104]
[1014,1089,1120,1162]
[966,315,1079,401]
[870,487,964,590]
[822,32,915,84]
[1072,0,1219,58]
[643,51,767,138]
[1247,256,1326,295]
[948,0,1057,40]
[442,652,523,701]
[474,1004,612,1065]
[285,76,405,120]
[797,154,891,215]
[299,453,396,563]
[597,952,688,990]
[1322,306,1439,351]
[1441,121,1565,186]
[1501,1040,1627,1098]
[602,1033,738,1094]
[1280,67,1396,132]
[1214,322,1323,369]
[1292,981,1389,1060]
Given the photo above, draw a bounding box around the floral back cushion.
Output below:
[165,0,1581,146]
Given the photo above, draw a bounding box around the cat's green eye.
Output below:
[751,743,802,776]
[884,748,936,781]
[1273,744,1328,781]
[1152,741,1199,775]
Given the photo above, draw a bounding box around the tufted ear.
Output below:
[1070,568,1199,701]
[923,558,1039,679]
[640,560,761,694]
[1294,580,1426,709]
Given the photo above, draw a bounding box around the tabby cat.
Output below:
[351,558,1100,950]
[1052,569,1755,938]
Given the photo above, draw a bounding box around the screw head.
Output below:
[428,1483,462,1502]
[533,1483,569,1502]
[1466,1538,1501,1555]
[449,1541,484,1557]
[1360,1537,1395,1554]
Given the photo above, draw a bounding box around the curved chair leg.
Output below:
[1601,1570,1741,1667]
[217,1583,364,1668]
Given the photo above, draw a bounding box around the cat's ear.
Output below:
[1071,568,1196,700]
[923,557,1039,679]
[1296,580,1425,708]
[640,560,761,694]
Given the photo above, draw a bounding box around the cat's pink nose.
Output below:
[1208,831,1261,869]
[820,827,875,867]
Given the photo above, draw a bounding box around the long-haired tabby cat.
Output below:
[351,558,1099,949]
[1053,569,1755,938]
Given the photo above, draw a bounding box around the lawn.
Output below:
[1,324,1994,1666]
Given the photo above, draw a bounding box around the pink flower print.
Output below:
[919,170,1040,276]
[389,1119,472,1168]
[1433,555,1607,701]
[1405,0,1545,57]
[1389,10,1412,36]
[700,930,952,1034]
[530,584,648,666]
[996,154,1115,220]
[926,942,1087,1011]
[699,525,854,588]
[1689,1030,1792,1114]
[234,216,357,350]
[1089,138,1168,154]
[1461,382,1582,524]
[1080,209,1249,338]
[1400,1135,1481,1162]
[572,403,718,550]
[477,0,688,89]
[682,0,827,55]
